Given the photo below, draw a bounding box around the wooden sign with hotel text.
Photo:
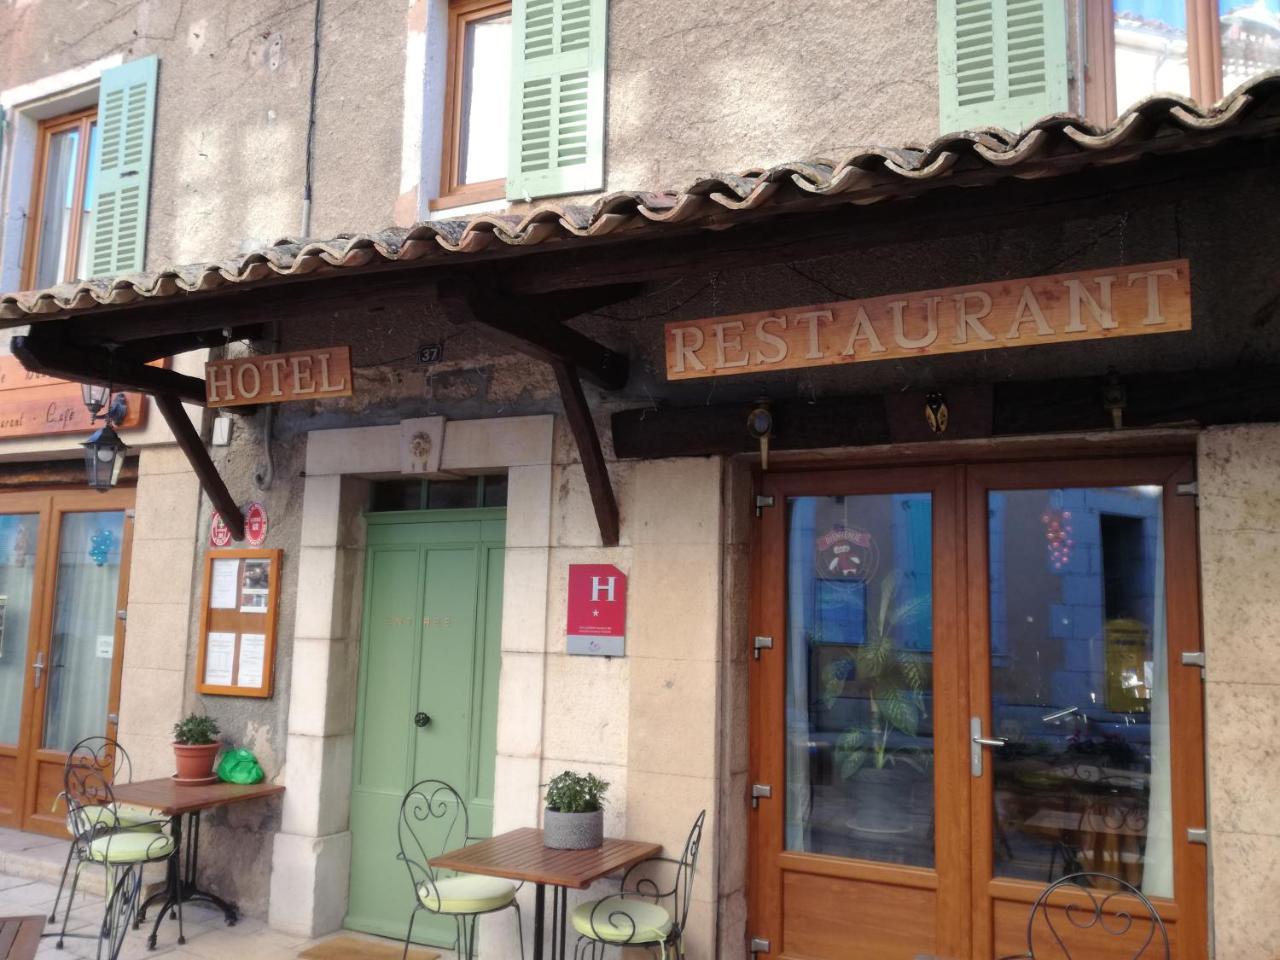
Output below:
[206,346,353,407]
[664,260,1191,380]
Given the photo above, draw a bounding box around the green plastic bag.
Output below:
[216,748,265,785]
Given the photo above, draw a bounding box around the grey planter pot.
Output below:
[543,808,603,850]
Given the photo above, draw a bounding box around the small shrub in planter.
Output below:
[172,714,222,783]
[543,770,609,850]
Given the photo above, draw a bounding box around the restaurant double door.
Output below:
[0,488,134,836]
[749,458,1208,959]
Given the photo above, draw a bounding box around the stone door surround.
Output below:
[268,415,554,937]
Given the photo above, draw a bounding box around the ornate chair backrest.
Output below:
[63,737,130,842]
[672,810,706,934]
[397,780,470,901]
[1010,872,1170,960]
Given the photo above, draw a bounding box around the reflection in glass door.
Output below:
[786,493,935,866]
[984,486,1173,897]
[0,512,43,827]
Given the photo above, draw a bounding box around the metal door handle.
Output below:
[970,716,1007,777]
[414,712,432,728]
[32,652,45,690]
[972,737,1007,748]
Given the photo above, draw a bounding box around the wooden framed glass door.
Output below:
[748,457,1207,959]
[0,488,134,836]
[966,458,1207,960]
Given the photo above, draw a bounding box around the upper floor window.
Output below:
[433,0,513,210]
[1086,0,1280,123]
[23,109,99,289]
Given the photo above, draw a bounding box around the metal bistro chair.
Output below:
[1000,872,1170,960]
[396,779,524,960]
[59,737,175,960]
[49,737,162,932]
[572,810,706,960]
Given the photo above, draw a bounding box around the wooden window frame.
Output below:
[20,108,97,291]
[1082,0,1226,125]
[430,0,512,212]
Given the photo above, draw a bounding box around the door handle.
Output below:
[970,716,1007,777]
[414,712,432,728]
[32,652,45,690]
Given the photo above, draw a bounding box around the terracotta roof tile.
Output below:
[4,71,1280,322]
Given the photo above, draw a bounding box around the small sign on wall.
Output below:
[566,564,627,657]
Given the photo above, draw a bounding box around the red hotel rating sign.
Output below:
[566,564,627,657]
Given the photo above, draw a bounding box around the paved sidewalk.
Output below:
[0,871,452,960]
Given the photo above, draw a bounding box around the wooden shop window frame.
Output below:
[429,0,512,211]
[20,107,97,290]
[1082,0,1226,126]
[195,548,282,699]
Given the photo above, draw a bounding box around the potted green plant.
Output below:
[543,770,608,850]
[821,573,931,833]
[172,713,222,784]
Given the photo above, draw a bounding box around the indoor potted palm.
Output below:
[172,713,222,784]
[543,770,609,849]
[822,573,932,833]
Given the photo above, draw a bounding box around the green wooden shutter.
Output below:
[937,0,1068,133]
[506,0,606,201]
[87,55,158,277]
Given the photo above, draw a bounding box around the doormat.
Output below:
[298,934,440,960]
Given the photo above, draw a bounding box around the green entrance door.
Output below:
[345,508,505,945]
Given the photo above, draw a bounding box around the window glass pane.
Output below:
[370,480,424,512]
[458,11,512,185]
[42,512,125,752]
[425,478,480,510]
[988,486,1173,899]
[785,493,935,867]
[1220,0,1280,92]
[77,122,101,280]
[0,515,41,746]
[481,474,508,508]
[1112,1,1192,112]
[33,126,82,289]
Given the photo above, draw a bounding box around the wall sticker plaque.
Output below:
[664,259,1191,380]
[566,564,627,657]
[205,346,352,407]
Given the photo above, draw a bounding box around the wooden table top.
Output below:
[112,778,284,817]
[429,828,661,890]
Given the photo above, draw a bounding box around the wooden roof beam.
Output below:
[154,393,245,542]
[552,359,620,547]
[11,334,208,407]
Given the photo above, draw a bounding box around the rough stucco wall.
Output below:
[0,0,405,268]
[604,0,939,191]
[1197,424,1280,960]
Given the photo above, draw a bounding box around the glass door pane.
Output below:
[786,492,935,866]
[987,486,1173,898]
[0,514,40,746]
[41,511,125,752]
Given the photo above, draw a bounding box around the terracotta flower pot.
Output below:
[172,742,221,783]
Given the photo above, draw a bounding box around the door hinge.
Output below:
[750,936,771,954]
[1187,827,1209,845]
[751,783,772,809]
[107,713,119,725]
[124,508,136,519]
[1176,480,1199,506]
[116,608,127,622]
[1181,650,1206,679]
[754,494,775,517]
[752,635,773,659]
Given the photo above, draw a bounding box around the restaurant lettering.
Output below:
[205,346,353,408]
[0,356,146,439]
[664,260,1191,380]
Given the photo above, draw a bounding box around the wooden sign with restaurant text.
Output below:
[206,347,353,407]
[664,260,1191,380]
[0,356,147,439]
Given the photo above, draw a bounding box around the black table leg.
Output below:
[533,883,545,960]
[141,811,239,949]
[557,886,568,960]
[179,812,238,925]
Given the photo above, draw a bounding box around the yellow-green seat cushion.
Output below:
[572,896,673,944]
[88,831,175,864]
[72,804,165,833]
[417,874,517,915]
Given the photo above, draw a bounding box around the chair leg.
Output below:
[512,900,526,960]
[49,840,76,924]
[57,859,83,949]
[401,907,419,960]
